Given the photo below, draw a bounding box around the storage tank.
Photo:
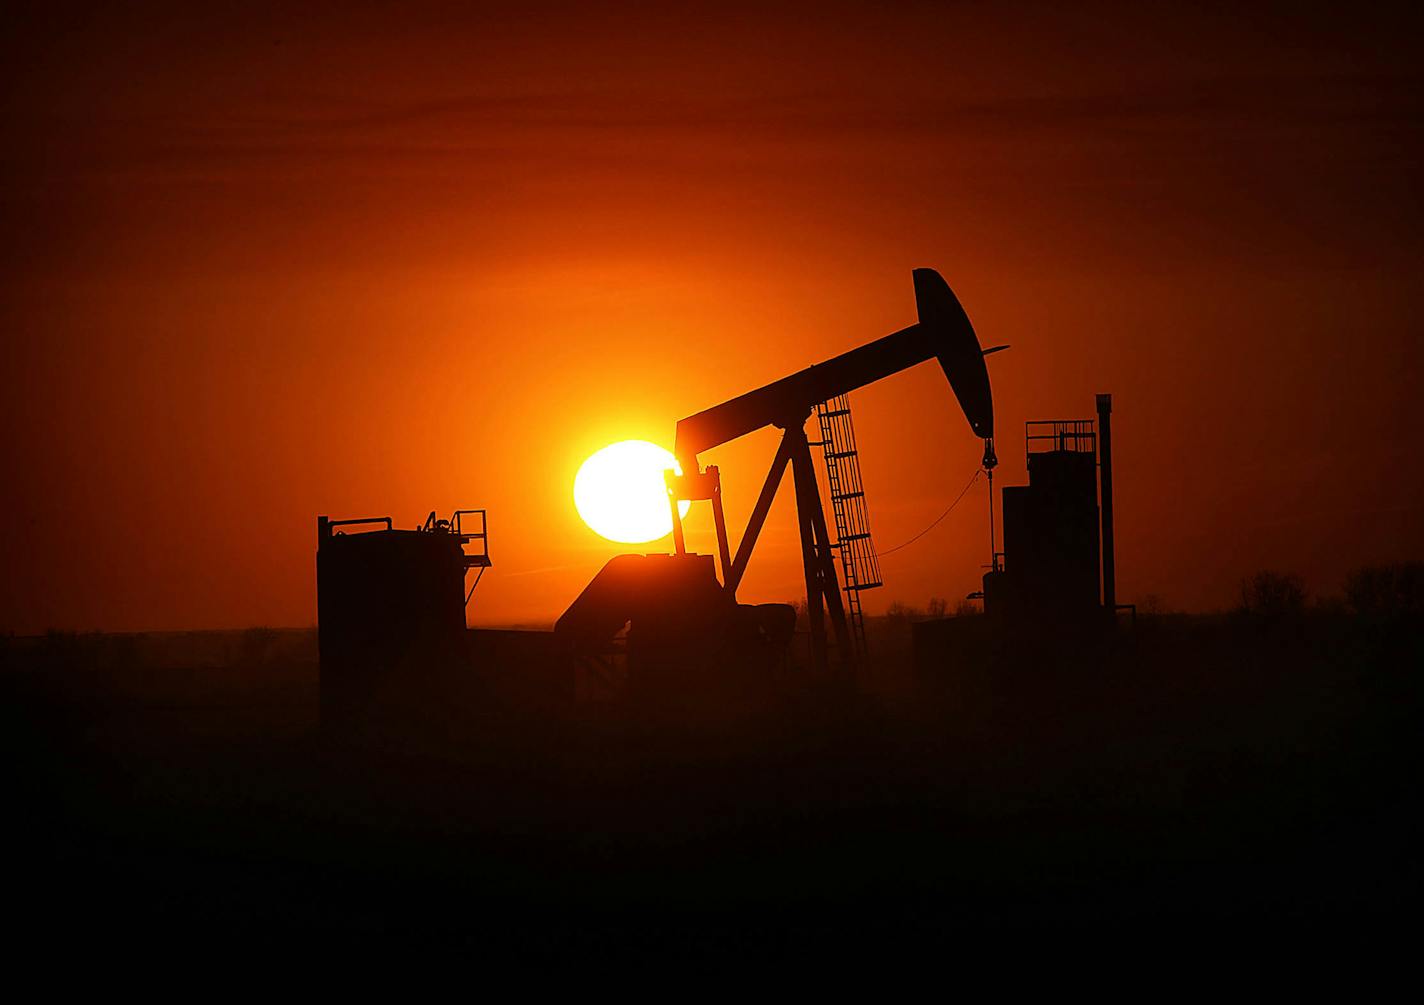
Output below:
[317,511,488,725]
[987,416,1102,622]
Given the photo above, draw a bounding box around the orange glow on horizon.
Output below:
[2,7,1421,633]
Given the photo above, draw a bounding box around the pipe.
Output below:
[1096,393,1116,612]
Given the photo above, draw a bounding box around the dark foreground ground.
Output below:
[4,613,1419,963]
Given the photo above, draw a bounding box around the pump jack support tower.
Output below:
[666,268,1002,676]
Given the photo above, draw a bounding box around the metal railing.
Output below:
[1025,419,1096,457]
[815,393,883,661]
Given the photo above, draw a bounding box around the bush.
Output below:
[1345,562,1424,619]
[1239,570,1307,618]
[885,601,923,622]
[1140,593,1169,616]
[240,627,279,665]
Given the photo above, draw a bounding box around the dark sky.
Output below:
[3,2,1422,632]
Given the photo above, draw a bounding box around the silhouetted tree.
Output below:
[927,597,948,618]
[1238,570,1307,618]
[885,601,923,623]
[1345,561,1424,619]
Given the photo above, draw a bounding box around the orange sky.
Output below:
[3,3,1422,633]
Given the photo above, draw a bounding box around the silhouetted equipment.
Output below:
[661,268,999,676]
[982,396,1122,624]
[317,509,489,723]
[555,554,795,708]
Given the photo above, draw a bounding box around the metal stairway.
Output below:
[814,393,883,659]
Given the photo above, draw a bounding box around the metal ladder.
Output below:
[815,394,883,660]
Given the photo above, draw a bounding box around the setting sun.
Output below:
[574,440,691,544]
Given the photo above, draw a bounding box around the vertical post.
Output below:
[803,471,852,673]
[666,470,687,555]
[982,436,998,571]
[708,467,733,589]
[1096,393,1116,614]
[986,467,996,571]
[787,424,828,675]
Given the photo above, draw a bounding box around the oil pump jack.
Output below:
[556,268,1000,690]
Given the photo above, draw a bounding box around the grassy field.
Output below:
[5,612,1419,960]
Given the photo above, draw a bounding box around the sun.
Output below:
[574,440,691,544]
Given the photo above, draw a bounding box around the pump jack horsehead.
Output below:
[666,268,1006,676]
